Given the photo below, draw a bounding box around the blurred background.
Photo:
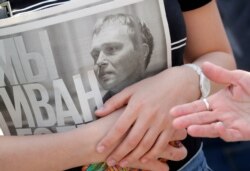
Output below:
[203,0,250,171]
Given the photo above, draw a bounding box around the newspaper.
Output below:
[0,0,172,167]
[0,0,171,170]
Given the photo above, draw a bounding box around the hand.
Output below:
[171,62,250,142]
[118,130,187,167]
[126,141,187,171]
[95,67,193,166]
[85,140,187,171]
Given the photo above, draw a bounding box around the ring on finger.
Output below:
[202,98,212,111]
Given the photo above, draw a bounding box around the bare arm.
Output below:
[182,0,236,94]
[0,110,122,171]
[0,108,180,171]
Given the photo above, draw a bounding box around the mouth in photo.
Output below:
[99,71,114,82]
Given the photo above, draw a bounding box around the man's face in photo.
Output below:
[91,23,146,92]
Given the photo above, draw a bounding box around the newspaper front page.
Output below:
[0,0,171,170]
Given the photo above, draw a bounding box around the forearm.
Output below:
[177,0,236,98]
[0,110,123,171]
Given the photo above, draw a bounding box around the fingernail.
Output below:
[119,160,128,167]
[96,145,105,153]
[107,159,116,166]
[141,158,148,163]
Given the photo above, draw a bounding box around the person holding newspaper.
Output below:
[171,62,250,142]
[0,0,236,171]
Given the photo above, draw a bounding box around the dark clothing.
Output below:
[178,0,211,11]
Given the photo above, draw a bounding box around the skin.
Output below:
[95,0,236,167]
[171,62,250,142]
[0,108,187,171]
[91,23,148,93]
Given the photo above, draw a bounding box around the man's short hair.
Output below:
[93,13,154,68]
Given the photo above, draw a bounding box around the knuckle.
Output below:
[127,101,141,113]
[126,139,138,149]
[192,101,200,111]
[114,125,126,135]
[101,138,113,147]
[134,101,144,110]
[128,103,145,117]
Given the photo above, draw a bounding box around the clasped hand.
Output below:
[95,69,188,168]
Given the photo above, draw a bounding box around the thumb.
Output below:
[202,62,235,85]
[95,88,131,117]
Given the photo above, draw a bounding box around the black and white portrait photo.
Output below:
[0,0,171,135]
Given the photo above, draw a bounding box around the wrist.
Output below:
[184,63,211,98]
[162,66,202,103]
[72,111,122,164]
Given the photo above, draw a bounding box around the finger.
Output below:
[95,87,131,116]
[172,111,218,129]
[142,130,172,162]
[96,103,138,153]
[106,115,151,166]
[161,144,187,161]
[170,99,211,117]
[118,127,161,167]
[187,124,220,138]
[171,129,187,141]
[215,122,244,142]
[128,160,169,171]
[202,62,236,85]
